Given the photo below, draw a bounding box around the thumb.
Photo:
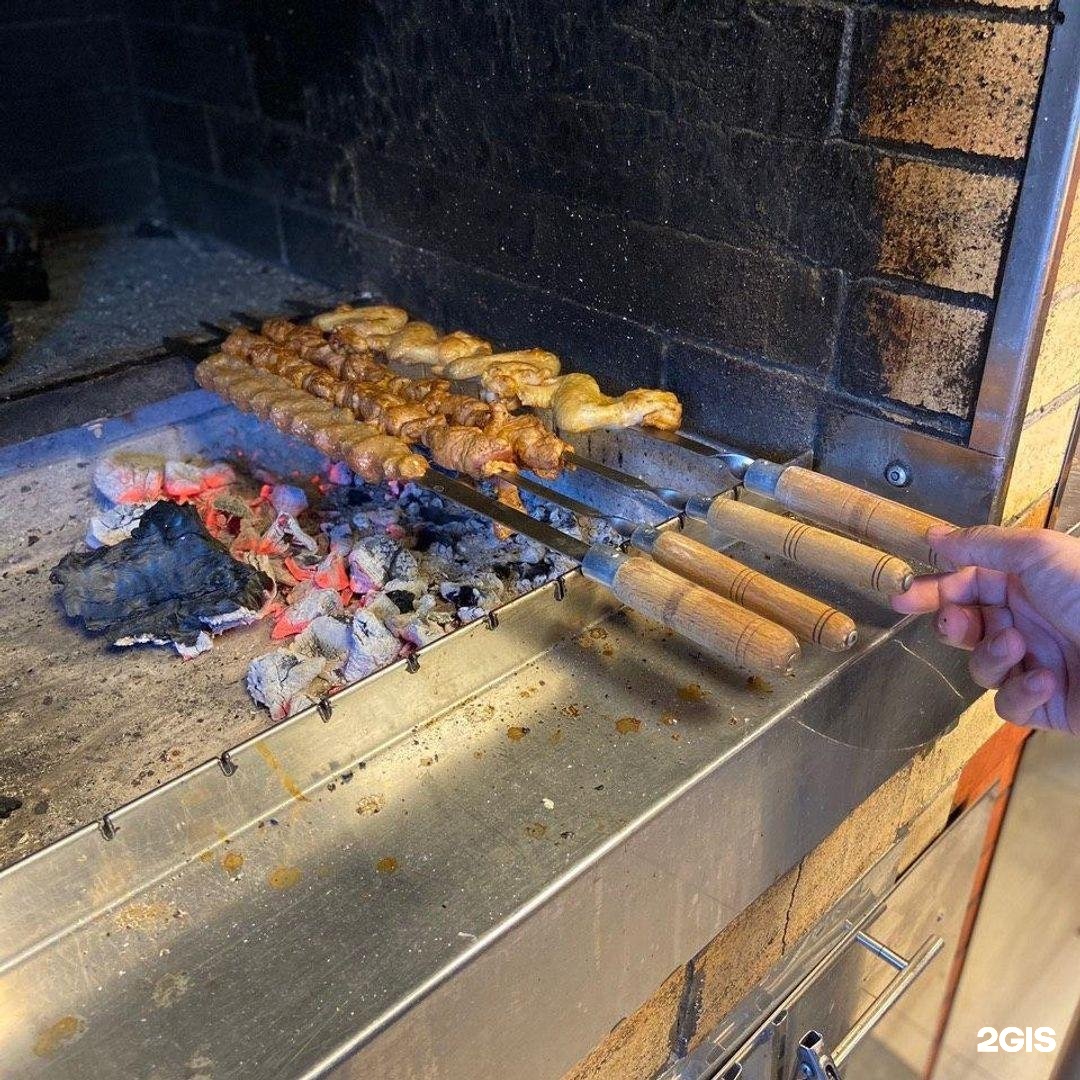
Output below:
[931,524,1047,574]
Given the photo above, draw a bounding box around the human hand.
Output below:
[891,525,1080,733]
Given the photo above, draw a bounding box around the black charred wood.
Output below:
[51,501,270,647]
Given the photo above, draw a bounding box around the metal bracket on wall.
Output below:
[816,410,1004,526]
[968,0,1080,519]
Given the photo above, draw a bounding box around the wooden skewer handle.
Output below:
[743,463,953,568]
[635,528,857,652]
[694,497,915,597]
[583,549,800,675]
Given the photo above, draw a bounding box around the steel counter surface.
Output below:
[0,396,981,1079]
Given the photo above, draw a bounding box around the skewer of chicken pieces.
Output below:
[311,303,683,433]
[219,324,567,527]
[196,354,428,483]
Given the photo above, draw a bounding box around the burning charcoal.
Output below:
[270,484,308,516]
[264,512,318,553]
[380,594,450,648]
[327,462,354,486]
[347,535,417,594]
[293,614,350,662]
[438,572,505,622]
[342,610,401,683]
[247,650,326,721]
[312,553,349,591]
[350,506,400,536]
[384,588,419,614]
[322,521,355,555]
[51,501,270,650]
[272,583,343,639]
[163,460,235,499]
[86,503,149,548]
[94,453,165,505]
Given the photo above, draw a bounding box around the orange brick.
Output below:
[854,14,1047,158]
[688,867,798,1050]
[875,159,1018,296]
[844,287,988,417]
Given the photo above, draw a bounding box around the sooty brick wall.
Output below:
[0,3,154,229]
[126,0,1054,460]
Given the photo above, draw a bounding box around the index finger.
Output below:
[931,524,1048,574]
[891,565,1008,614]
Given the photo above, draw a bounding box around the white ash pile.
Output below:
[75,451,617,720]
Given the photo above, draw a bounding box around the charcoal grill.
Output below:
[1,0,1078,1074]
[0,363,980,1077]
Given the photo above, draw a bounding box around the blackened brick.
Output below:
[663,125,793,251]
[664,343,822,459]
[160,165,281,262]
[129,22,255,109]
[548,3,844,138]
[785,142,879,271]
[207,110,342,212]
[175,0,243,27]
[838,283,989,420]
[281,207,448,320]
[0,19,129,99]
[534,205,842,371]
[142,95,214,172]
[358,155,536,279]
[0,1,120,20]
[0,90,141,176]
[506,96,668,224]
[241,2,359,128]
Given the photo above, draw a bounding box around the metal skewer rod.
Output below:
[504,473,857,651]
[406,480,803,675]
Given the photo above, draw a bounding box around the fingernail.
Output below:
[990,632,1012,659]
[1025,671,1052,694]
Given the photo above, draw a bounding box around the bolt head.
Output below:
[884,460,911,488]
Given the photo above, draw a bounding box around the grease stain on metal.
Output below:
[221,851,244,875]
[32,1015,87,1058]
[152,971,190,1008]
[267,866,302,890]
[255,742,308,802]
[677,683,708,703]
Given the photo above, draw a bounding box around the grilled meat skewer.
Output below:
[308,303,682,433]
[257,319,568,476]
[220,329,518,480]
[194,354,426,482]
[223,325,569,479]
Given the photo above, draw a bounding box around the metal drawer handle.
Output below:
[797,933,944,1079]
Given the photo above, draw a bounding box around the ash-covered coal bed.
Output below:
[55,450,617,720]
